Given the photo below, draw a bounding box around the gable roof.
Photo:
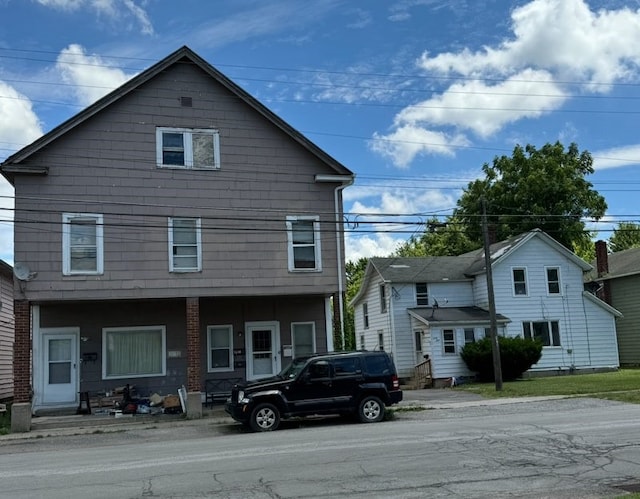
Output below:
[1,46,353,184]
[350,229,592,306]
[586,246,640,282]
[462,229,592,275]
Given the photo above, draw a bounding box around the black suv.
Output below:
[225,351,403,431]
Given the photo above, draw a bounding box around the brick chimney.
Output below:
[594,240,611,304]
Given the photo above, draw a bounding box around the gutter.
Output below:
[315,174,355,349]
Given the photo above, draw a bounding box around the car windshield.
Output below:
[278,357,309,379]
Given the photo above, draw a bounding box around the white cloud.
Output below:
[345,232,405,262]
[56,44,136,106]
[35,0,153,34]
[593,145,640,170]
[0,82,43,154]
[374,0,640,168]
[370,125,470,167]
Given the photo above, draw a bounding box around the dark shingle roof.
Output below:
[586,246,640,281]
[370,256,475,283]
[408,306,510,326]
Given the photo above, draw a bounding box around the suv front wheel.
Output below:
[250,403,281,432]
[358,395,384,423]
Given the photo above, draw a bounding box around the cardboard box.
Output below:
[163,395,180,408]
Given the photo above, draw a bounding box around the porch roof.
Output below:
[408,306,511,327]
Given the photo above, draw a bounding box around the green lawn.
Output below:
[458,368,640,404]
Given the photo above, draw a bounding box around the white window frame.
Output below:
[156,127,220,169]
[416,283,429,306]
[464,328,476,344]
[512,267,528,296]
[443,329,456,355]
[102,325,166,380]
[286,215,322,272]
[168,217,202,272]
[377,330,385,351]
[207,324,234,372]
[546,266,562,295]
[360,334,365,350]
[291,322,316,358]
[62,213,104,275]
[363,302,369,329]
[379,284,387,313]
[523,320,561,347]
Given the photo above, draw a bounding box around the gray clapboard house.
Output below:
[1,46,353,421]
[586,242,640,366]
[351,230,620,384]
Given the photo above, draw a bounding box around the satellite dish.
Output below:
[14,263,33,281]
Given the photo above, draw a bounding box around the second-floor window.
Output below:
[523,320,561,347]
[156,127,220,169]
[363,303,369,329]
[379,284,387,313]
[512,267,528,296]
[286,216,321,271]
[546,267,561,294]
[416,283,429,305]
[168,217,201,272]
[62,213,103,275]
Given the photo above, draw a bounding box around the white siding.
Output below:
[429,327,481,379]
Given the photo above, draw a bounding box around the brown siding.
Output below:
[13,61,343,302]
[610,276,640,365]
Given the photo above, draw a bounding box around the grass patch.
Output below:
[391,406,429,413]
[458,368,640,402]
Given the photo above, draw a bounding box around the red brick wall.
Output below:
[13,300,31,403]
[186,297,201,392]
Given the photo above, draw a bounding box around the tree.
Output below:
[609,222,640,252]
[572,230,598,262]
[455,142,607,251]
[394,216,479,257]
[344,257,369,350]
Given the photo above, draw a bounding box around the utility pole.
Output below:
[482,199,503,391]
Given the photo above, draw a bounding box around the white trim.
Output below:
[545,266,562,296]
[325,297,334,352]
[35,325,80,408]
[245,321,281,381]
[156,127,220,169]
[511,266,529,297]
[207,324,234,372]
[286,215,322,272]
[62,213,104,275]
[168,217,202,272]
[442,328,457,355]
[102,325,167,379]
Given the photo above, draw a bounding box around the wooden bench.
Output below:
[205,378,242,407]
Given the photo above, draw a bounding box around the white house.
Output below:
[350,229,621,384]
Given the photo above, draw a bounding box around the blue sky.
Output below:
[2,0,640,265]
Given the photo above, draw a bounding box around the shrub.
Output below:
[461,336,543,381]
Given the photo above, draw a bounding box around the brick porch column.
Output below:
[13,300,31,403]
[186,297,201,392]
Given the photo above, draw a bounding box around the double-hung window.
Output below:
[523,320,561,347]
[443,329,456,354]
[62,213,103,275]
[103,326,166,379]
[416,283,429,305]
[156,127,220,169]
[512,267,528,296]
[168,217,201,272]
[546,267,561,295]
[464,328,476,344]
[363,303,369,329]
[286,216,321,271]
[379,284,387,313]
[292,322,315,357]
[207,325,233,372]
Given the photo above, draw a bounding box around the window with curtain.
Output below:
[103,326,166,379]
[208,325,233,371]
[62,213,104,275]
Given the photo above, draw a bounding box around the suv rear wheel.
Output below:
[358,395,384,423]
[250,403,281,432]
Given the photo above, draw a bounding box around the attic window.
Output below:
[180,96,193,107]
[156,127,220,169]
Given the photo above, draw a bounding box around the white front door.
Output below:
[246,321,280,380]
[42,330,79,405]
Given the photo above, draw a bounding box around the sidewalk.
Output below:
[0,389,570,442]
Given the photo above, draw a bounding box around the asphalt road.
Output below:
[2,396,640,498]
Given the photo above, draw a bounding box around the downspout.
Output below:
[315,174,354,350]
